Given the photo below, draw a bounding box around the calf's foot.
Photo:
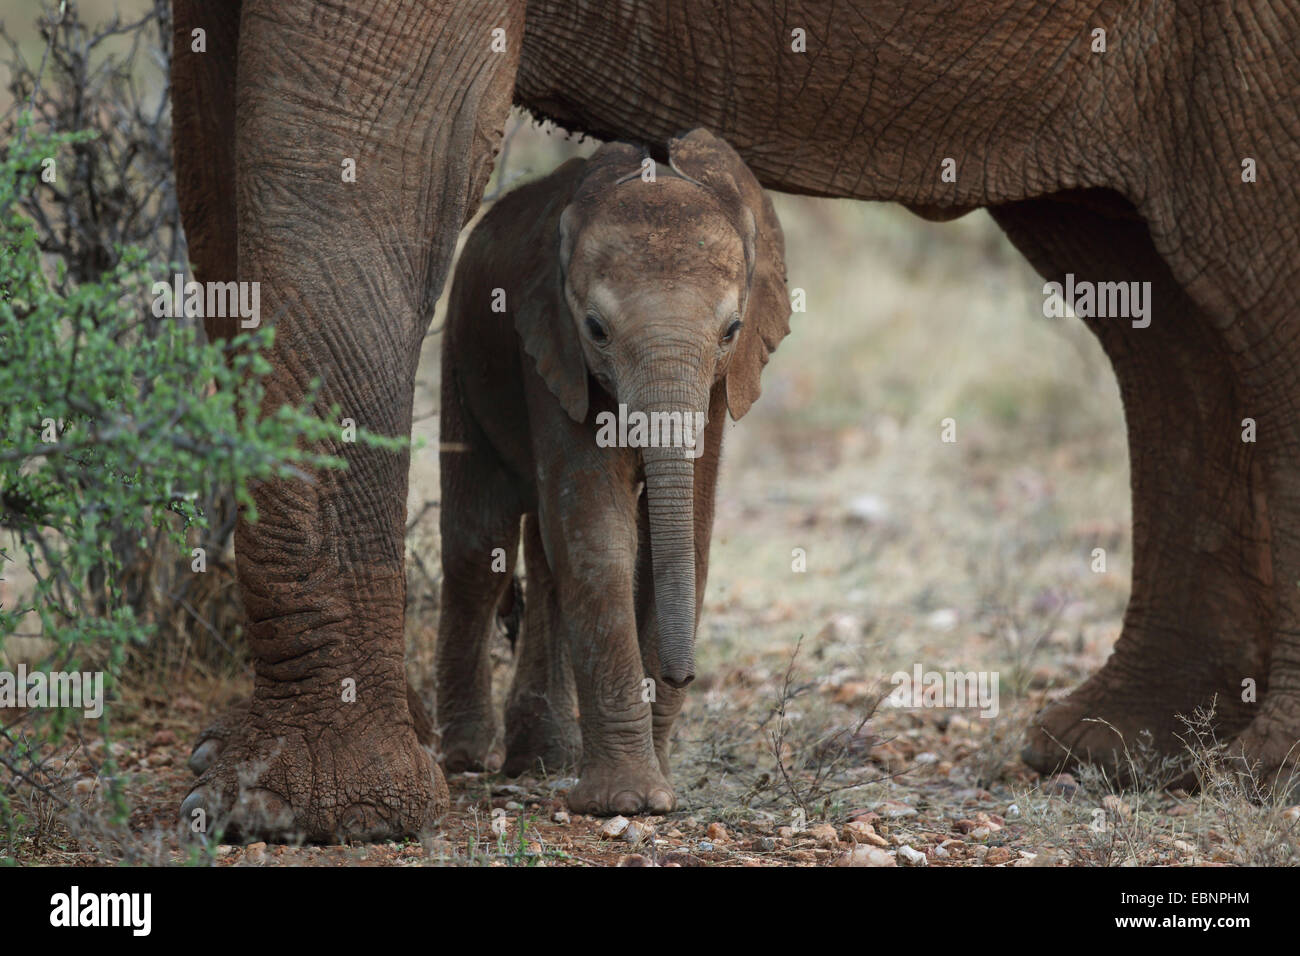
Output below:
[567,759,675,816]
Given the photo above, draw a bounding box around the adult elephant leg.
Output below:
[179,0,523,842]
[1217,310,1300,792]
[992,194,1270,780]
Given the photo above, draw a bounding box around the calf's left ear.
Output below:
[668,128,791,420]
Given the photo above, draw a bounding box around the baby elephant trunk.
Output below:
[639,395,705,689]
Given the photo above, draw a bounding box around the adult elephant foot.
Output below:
[1020,662,1202,780]
[1021,616,1260,783]
[1222,697,1300,799]
[187,700,248,776]
[189,684,439,776]
[566,761,675,817]
[181,700,449,844]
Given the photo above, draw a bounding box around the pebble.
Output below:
[617,854,654,867]
[878,800,917,819]
[808,823,839,847]
[623,821,653,845]
[599,816,630,839]
[836,846,896,867]
[551,809,570,824]
[897,845,927,866]
[705,821,729,842]
[841,821,889,847]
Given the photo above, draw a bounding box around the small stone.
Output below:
[617,854,654,867]
[925,608,958,631]
[837,846,895,867]
[841,821,889,847]
[914,751,939,765]
[150,729,177,748]
[623,821,653,845]
[897,845,927,866]
[599,816,630,839]
[878,800,917,819]
[705,821,729,842]
[697,841,714,852]
[984,847,1014,866]
[551,809,570,824]
[757,837,777,851]
[808,823,839,847]
[1283,806,1300,824]
[245,842,267,863]
[504,800,524,811]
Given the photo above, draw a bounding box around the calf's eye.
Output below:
[585,312,609,344]
[721,318,743,344]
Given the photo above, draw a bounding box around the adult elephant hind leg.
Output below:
[180,0,522,843]
[991,196,1269,781]
[1221,325,1300,797]
[503,514,581,777]
[435,387,522,774]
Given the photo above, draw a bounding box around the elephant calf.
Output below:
[436,128,790,814]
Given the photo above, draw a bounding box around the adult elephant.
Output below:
[172,0,1300,840]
